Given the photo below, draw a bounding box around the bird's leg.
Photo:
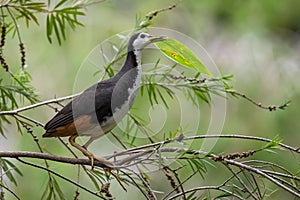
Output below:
[69,135,114,169]
[82,136,114,168]
[82,138,125,190]
[69,134,96,168]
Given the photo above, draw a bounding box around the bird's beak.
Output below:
[149,35,168,43]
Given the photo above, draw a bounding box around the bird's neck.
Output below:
[120,50,141,73]
[110,49,142,121]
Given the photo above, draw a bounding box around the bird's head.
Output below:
[128,32,167,52]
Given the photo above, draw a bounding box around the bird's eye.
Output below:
[140,34,145,38]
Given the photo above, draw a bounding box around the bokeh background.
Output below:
[1,0,300,199]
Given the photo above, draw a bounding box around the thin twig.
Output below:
[241,170,260,198]
[242,160,296,176]
[250,173,262,199]
[223,158,300,198]
[105,133,300,162]
[184,134,300,153]
[110,131,127,150]
[138,168,157,200]
[128,113,154,143]
[228,90,290,111]
[15,113,44,127]
[0,93,79,115]
[0,159,3,199]
[0,182,20,200]
[138,2,178,29]
[168,185,244,200]
[16,158,104,199]
[162,166,185,199]
[5,6,21,43]
[263,172,300,193]
[260,169,300,182]
[164,73,289,111]
[119,169,151,200]
[224,164,258,200]
[162,170,198,200]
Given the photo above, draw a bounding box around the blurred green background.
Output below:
[1,0,300,199]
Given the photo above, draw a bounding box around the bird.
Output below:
[43,32,166,168]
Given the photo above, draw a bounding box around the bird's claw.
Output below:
[86,154,114,170]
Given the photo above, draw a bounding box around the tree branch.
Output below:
[0,151,110,168]
[1,133,300,199]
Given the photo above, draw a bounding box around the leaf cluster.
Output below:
[0,0,94,135]
[46,0,85,45]
[1,0,87,44]
[0,158,23,186]
[0,70,38,135]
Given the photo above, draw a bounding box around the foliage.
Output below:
[0,0,93,135]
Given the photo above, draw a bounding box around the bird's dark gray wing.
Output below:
[44,81,115,134]
[44,102,74,132]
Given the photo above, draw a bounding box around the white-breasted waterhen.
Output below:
[43,32,166,168]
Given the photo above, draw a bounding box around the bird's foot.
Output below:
[68,135,113,169]
[85,153,114,170]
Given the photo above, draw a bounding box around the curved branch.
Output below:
[185,134,300,153]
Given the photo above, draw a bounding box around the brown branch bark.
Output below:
[0,151,110,168]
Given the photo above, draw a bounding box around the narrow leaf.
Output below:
[3,159,23,176]
[51,14,61,45]
[56,14,66,40]
[46,14,53,43]
[53,178,66,200]
[1,159,17,185]
[54,0,68,9]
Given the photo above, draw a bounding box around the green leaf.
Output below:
[186,190,197,200]
[86,171,101,191]
[215,193,233,198]
[156,38,212,76]
[46,14,53,43]
[54,0,68,9]
[263,135,282,149]
[51,14,61,45]
[56,14,66,40]
[52,178,66,200]
[1,159,17,186]
[2,159,23,176]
